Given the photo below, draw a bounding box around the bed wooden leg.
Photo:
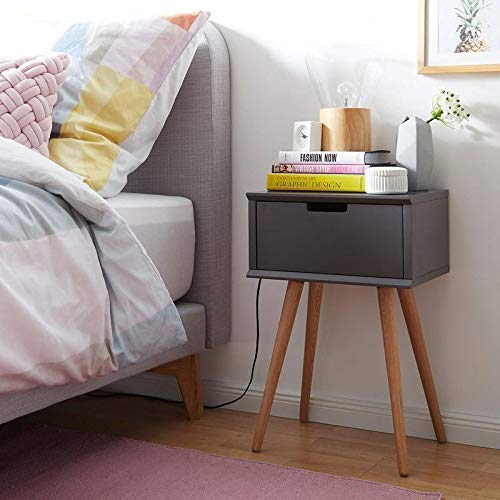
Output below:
[150,354,203,420]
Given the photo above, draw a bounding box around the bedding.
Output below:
[108,193,195,301]
[49,11,210,198]
[0,137,186,394]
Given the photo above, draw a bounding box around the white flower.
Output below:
[428,88,470,130]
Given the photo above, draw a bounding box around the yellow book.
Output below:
[267,173,365,192]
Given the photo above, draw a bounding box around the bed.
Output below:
[0,22,230,424]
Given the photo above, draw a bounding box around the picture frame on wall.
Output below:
[418,0,500,73]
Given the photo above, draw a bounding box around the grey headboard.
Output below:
[125,23,231,349]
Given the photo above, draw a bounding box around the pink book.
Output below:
[272,164,370,174]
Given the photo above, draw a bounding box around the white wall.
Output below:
[202,0,500,448]
[15,0,500,447]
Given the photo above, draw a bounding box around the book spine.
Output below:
[267,174,365,192]
[279,151,366,165]
[273,164,369,174]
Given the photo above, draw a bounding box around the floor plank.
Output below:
[20,394,500,499]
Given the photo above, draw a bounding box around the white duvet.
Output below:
[0,138,186,393]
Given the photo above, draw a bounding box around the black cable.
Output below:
[85,279,262,410]
[204,278,261,409]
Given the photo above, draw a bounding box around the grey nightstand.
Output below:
[247,190,449,477]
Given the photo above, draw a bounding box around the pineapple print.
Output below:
[455,0,491,53]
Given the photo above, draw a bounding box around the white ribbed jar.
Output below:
[365,167,408,194]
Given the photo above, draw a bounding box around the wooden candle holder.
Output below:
[320,107,371,151]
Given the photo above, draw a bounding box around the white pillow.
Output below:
[49,12,210,197]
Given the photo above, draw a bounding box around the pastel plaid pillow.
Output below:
[0,54,68,156]
[49,12,210,197]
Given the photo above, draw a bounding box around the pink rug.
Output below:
[0,423,442,499]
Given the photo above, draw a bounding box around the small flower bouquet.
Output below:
[427,89,471,130]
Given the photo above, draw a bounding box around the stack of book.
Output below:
[267,150,392,192]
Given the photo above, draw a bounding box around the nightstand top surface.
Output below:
[247,189,448,205]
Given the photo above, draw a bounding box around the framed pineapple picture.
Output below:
[419,0,500,73]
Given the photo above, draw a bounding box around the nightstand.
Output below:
[247,190,449,477]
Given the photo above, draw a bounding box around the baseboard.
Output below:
[106,374,500,449]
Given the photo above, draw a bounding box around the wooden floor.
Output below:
[22,395,500,499]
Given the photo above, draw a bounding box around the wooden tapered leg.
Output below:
[377,287,409,477]
[151,354,203,421]
[176,354,203,420]
[300,282,324,423]
[398,288,446,444]
[252,281,304,452]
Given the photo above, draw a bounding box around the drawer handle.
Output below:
[306,202,348,213]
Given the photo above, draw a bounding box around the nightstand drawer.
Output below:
[255,201,403,278]
[248,191,449,287]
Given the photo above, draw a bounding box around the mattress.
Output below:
[108,193,195,301]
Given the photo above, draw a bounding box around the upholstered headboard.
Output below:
[125,23,231,349]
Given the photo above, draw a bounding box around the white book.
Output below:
[278,150,392,165]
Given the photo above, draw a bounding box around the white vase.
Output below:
[395,116,434,191]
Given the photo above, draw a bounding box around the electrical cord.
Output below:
[85,279,262,410]
[204,278,261,409]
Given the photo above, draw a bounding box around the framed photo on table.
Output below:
[419,0,500,73]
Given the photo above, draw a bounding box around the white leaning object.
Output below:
[293,121,322,151]
[365,166,408,194]
[396,116,434,191]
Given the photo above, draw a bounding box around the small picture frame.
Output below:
[418,0,500,74]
